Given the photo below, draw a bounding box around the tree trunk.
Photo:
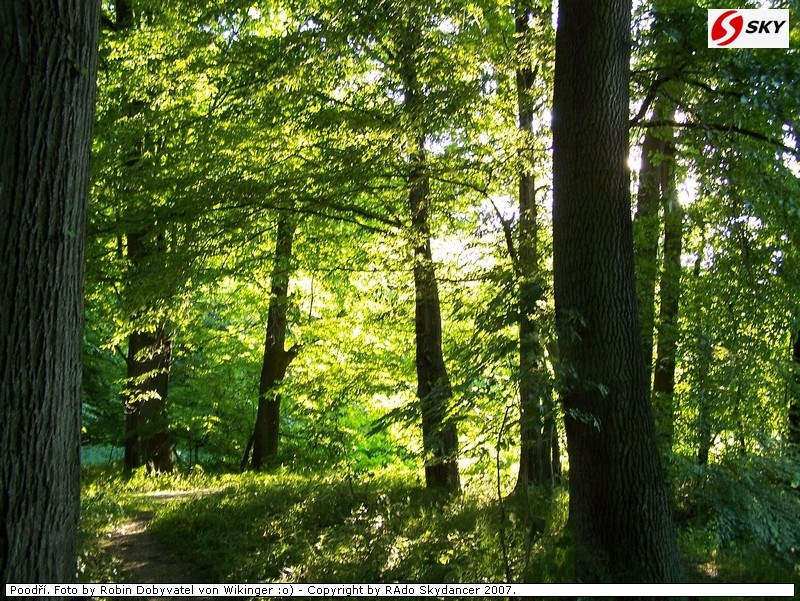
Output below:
[107,1,175,473]
[410,149,460,492]
[252,212,299,470]
[399,27,459,492]
[790,330,800,447]
[124,325,174,472]
[123,231,174,472]
[685,249,714,466]
[514,0,560,491]
[652,142,683,453]
[633,108,668,375]
[551,0,683,582]
[0,0,99,583]
[695,337,714,466]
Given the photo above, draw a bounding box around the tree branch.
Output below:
[633,119,798,157]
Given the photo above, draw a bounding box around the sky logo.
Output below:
[708,9,790,48]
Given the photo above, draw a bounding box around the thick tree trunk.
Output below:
[124,325,174,472]
[652,145,683,453]
[514,0,560,491]
[0,0,99,583]
[252,212,299,470]
[551,0,683,582]
[123,231,174,472]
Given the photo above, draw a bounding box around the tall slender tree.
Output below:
[551,0,683,581]
[633,105,670,375]
[790,328,800,448]
[513,0,559,491]
[651,140,683,452]
[1,0,99,582]
[399,17,460,492]
[98,0,181,472]
[251,211,300,469]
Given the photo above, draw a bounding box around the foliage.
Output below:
[669,454,800,583]
[80,466,800,588]
[78,0,800,584]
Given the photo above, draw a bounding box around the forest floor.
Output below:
[81,467,799,598]
[100,490,215,594]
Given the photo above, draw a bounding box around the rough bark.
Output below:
[514,0,560,491]
[251,212,299,470]
[551,0,683,582]
[652,144,683,453]
[0,0,99,583]
[399,26,459,492]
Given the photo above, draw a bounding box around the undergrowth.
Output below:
[147,468,572,585]
[669,453,800,585]
[79,460,799,593]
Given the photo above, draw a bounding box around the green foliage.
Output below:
[79,0,800,584]
[670,453,800,582]
[78,467,148,582]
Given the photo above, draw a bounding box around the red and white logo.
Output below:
[710,10,744,46]
[708,9,789,48]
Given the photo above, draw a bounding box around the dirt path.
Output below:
[102,491,216,591]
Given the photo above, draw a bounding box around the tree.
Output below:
[551,0,683,581]
[399,16,460,492]
[0,0,99,582]
[92,0,228,471]
[513,0,560,491]
[651,140,683,452]
[633,104,670,375]
[790,329,800,448]
[250,211,301,469]
[124,317,174,471]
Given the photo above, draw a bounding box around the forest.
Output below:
[2,0,800,593]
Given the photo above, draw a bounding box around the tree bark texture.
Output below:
[252,212,298,470]
[123,231,174,472]
[551,0,683,582]
[514,0,560,491]
[0,0,99,583]
[652,144,683,453]
[400,28,459,492]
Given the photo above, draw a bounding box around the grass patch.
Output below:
[79,461,799,591]
[146,468,563,584]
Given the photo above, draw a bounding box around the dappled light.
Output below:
[3,0,800,591]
